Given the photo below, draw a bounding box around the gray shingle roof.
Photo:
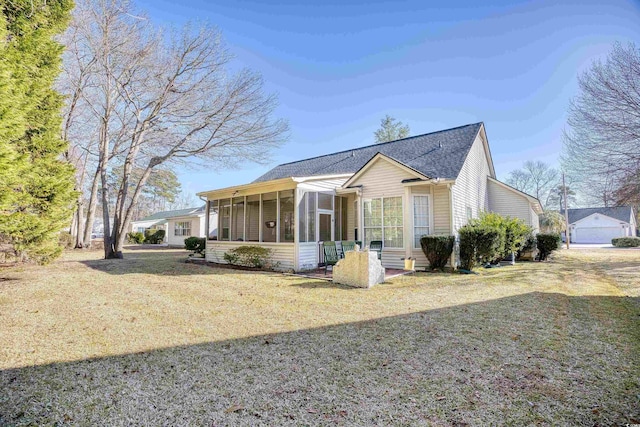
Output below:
[562,207,634,224]
[253,122,484,183]
[135,206,205,222]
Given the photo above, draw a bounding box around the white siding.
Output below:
[167,216,205,246]
[350,157,415,268]
[346,193,355,241]
[432,185,451,234]
[351,157,417,199]
[205,241,295,271]
[487,180,536,228]
[530,206,540,232]
[451,135,491,231]
[297,242,318,271]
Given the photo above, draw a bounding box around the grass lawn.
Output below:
[0,247,639,425]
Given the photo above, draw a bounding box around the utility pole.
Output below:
[563,172,570,250]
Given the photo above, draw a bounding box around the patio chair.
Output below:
[323,241,340,275]
[369,240,383,260]
[340,240,357,258]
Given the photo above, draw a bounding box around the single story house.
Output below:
[563,207,637,244]
[130,206,209,246]
[197,122,543,271]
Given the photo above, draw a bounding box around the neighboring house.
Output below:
[130,206,209,246]
[197,122,543,271]
[562,207,637,244]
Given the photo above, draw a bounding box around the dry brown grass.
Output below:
[0,247,638,425]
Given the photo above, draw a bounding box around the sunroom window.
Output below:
[413,195,430,248]
[363,196,403,248]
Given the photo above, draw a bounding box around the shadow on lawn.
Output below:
[1,293,639,426]
[79,249,282,277]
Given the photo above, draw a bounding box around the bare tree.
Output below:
[61,0,288,259]
[505,160,559,208]
[60,0,141,248]
[562,42,640,207]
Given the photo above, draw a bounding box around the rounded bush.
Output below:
[459,224,503,271]
[420,235,455,271]
[224,245,273,268]
[536,233,561,261]
[184,236,206,255]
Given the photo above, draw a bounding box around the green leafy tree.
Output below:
[0,0,76,263]
[374,115,410,143]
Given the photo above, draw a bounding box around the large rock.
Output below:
[333,248,385,288]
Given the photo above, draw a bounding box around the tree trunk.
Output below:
[82,168,100,247]
[113,165,155,255]
[74,196,85,248]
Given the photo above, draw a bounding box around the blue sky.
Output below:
[137,0,640,195]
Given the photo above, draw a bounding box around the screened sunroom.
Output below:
[199,175,356,271]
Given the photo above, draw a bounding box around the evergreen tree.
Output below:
[374,115,410,143]
[0,0,76,263]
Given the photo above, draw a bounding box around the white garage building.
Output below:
[564,207,637,244]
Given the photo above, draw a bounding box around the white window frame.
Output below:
[174,221,192,237]
[363,196,404,249]
[412,194,433,249]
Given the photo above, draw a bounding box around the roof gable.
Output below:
[135,206,205,222]
[343,153,429,188]
[253,122,484,183]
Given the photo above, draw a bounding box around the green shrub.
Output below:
[459,224,503,271]
[127,232,145,244]
[58,232,74,249]
[612,236,640,247]
[469,212,532,260]
[420,235,455,271]
[184,236,206,255]
[536,233,561,261]
[224,245,273,268]
[517,232,537,260]
[144,229,165,244]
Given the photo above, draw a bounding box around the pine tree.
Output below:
[0,0,76,263]
[374,115,410,143]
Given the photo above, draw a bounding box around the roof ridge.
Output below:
[274,122,483,168]
[565,206,630,210]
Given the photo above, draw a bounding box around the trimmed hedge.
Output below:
[224,245,273,268]
[536,233,561,261]
[127,231,145,244]
[184,236,206,255]
[459,224,503,271]
[144,229,165,244]
[420,235,455,271]
[612,236,640,247]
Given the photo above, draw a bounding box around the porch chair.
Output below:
[323,241,340,275]
[369,240,383,260]
[340,241,357,258]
